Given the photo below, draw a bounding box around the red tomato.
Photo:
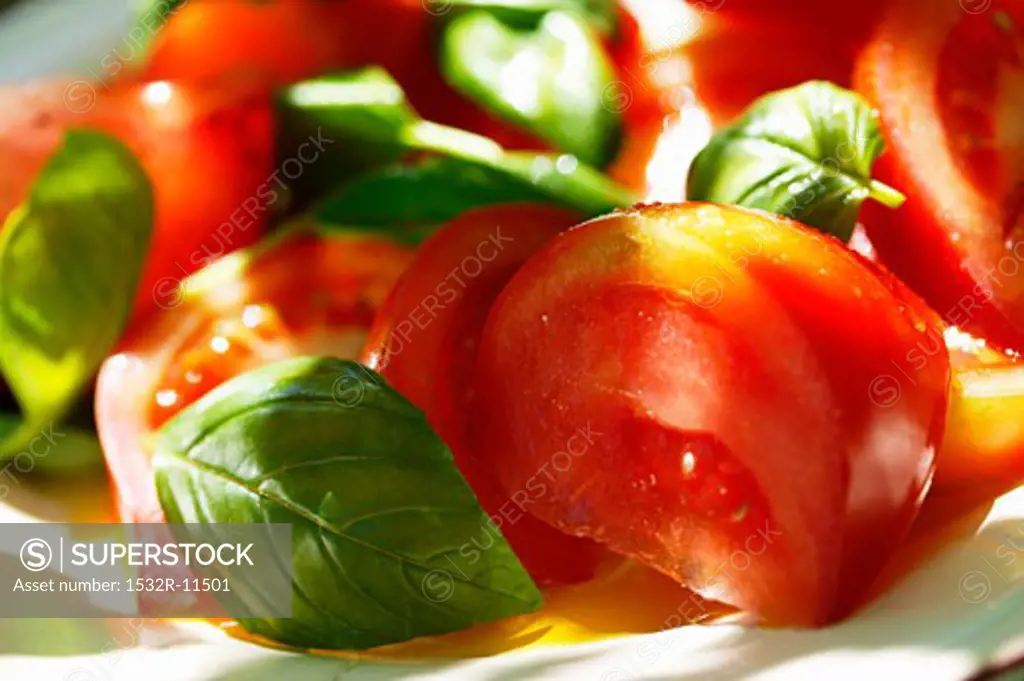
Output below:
[0,79,273,318]
[939,329,1024,486]
[96,229,412,523]
[141,0,543,151]
[474,203,949,625]
[609,4,859,200]
[709,0,886,48]
[142,1,355,85]
[360,204,603,585]
[856,0,1024,352]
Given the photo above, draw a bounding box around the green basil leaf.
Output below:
[282,67,635,218]
[401,120,635,214]
[277,68,419,201]
[153,356,542,650]
[314,157,558,244]
[441,10,621,166]
[687,81,905,241]
[0,130,153,455]
[433,0,617,36]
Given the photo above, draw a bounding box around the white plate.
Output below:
[0,475,1020,681]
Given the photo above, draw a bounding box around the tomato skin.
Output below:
[855,0,1024,353]
[143,1,354,85]
[474,203,949,625]
[360,204,603,585]
[97,230,412,524]
[0,79,273,319]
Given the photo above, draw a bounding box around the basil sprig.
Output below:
[279,67,635,227]
[440,10,622,166]
[687,81,905,241]
[153,357,542,650]
[0,131,153,455]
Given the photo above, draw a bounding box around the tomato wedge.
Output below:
[856,0,1024,352]
[939,329,1024,486]
[360,204,603,585]
[0,79,273,319]
[474,203,949,625]
[96,228,412,523]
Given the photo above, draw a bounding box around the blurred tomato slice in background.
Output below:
[0,78,273,319]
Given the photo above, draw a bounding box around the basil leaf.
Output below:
[153,356,542,650]
[315,157,559,244]
[432,0,617,34]
[441,10,621,166]
[687,81,905,241]
[281,67,635,218]
[277,68,419,201]
[0,131,153,455]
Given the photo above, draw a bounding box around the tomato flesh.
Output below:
[0,79,273,319]
[856,0,1024,352]
[939,328,1024,485]
[97,231,412,523]
[360,204,604,585]
[474,203,949,625]
[610,5,859,200]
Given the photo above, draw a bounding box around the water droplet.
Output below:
[555,154,578,175]
[681,450,697,478]
[242,304,265,329]
[155,389,178,408]
[210,336,230,354]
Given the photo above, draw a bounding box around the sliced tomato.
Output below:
[359,204,604,585]
[709,0,886,47]
[96,228,412,524]
[474,203,949,625]
[856,0,1024,352]
[141,0,543,151]
[938,329,1024,486]
[609,4,859,200]
[142,1,355,85]
[0,79,273,319]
